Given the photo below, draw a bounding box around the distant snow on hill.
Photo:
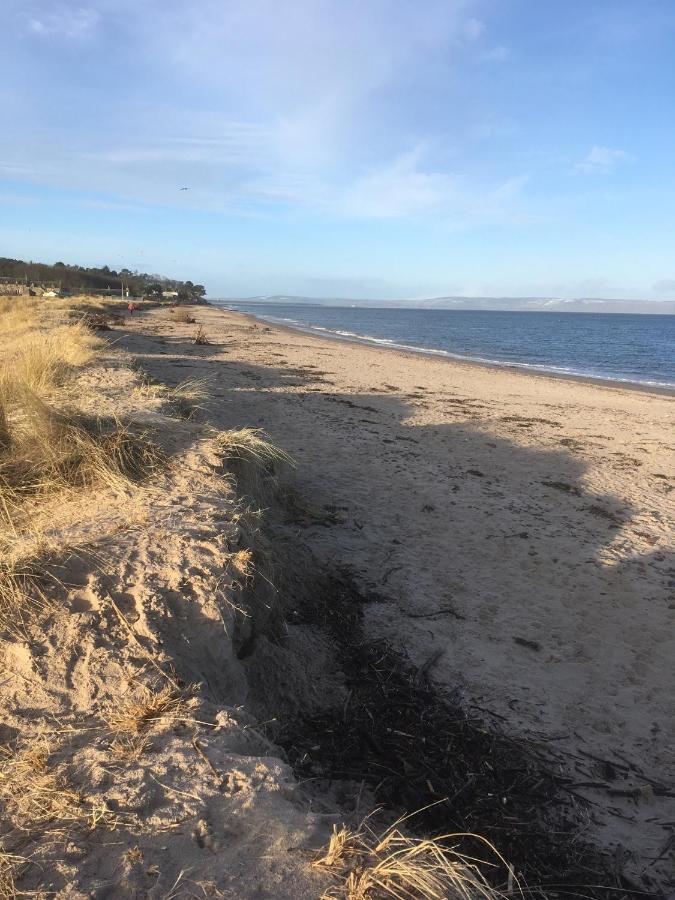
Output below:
[232,295,675,315]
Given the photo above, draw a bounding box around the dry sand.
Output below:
[4,299,673,897]
[119,304,674,888]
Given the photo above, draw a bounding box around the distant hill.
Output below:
[235,295,675,314]
[0,257,205,301]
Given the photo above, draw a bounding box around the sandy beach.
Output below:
[125,304,674,883]
[2,297,673,897]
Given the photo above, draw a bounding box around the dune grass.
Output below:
[1,323,102,396]
[0,296,162,635]
[0,848,22,900]
[212,428,294,502]
[0,738,117,834]
[214,427,294,473]
[316,821,514,900]
[0,395,160,503]
[106,683,197,736]
[0,562,48,637]
[170,307,196,324]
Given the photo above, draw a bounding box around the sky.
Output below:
[1,0,675,300]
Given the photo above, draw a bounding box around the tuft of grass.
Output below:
[213,428,294,481]
[170,307,196,324]
[106,683,197,736]
[0,563,49,637]
[110,734,153,762]
[315,822,514,900]
[231,548,254,579]
[0,738,117,834]
[166,378,210,419]
[0,393,162,509]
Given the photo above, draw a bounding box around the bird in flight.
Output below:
[179,186,189,191]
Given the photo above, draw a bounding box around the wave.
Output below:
[218,304,675,390]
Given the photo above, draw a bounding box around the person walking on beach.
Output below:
[127,301,136,316]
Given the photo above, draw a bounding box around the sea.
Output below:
[217,301,675,390]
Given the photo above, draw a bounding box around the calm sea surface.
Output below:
[218,302,675,389]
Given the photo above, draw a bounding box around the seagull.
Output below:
[179,186,189,191]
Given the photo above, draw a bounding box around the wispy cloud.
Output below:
[338,146,528,224]
[27,5,99,39]
[481,45,511,62]
[574,145,633,175]
[462,17,485,41]
[652,278,675,294]
[3,0,530,225]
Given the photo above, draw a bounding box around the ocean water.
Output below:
[219,302,675,389]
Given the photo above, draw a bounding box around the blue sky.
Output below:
[1,0,675,300]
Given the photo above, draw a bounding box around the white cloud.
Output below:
[3,0,533,228]
[339,146,528,224]
[463,17,485,41]
[481,45,511,62]
[27,5,99,39]
[574,145,633,175]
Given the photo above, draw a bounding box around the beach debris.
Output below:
[193,326,210,345]
[513,636,541,652]
[280,573,632,898]
[541,480,581,495]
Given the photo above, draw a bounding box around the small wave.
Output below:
[224,305,675,391]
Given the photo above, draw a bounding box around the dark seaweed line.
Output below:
[278,573,658,900]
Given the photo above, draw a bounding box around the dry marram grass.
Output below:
[1,323,102,396]
[213,428,294,478]
[170,307,196,324]
[316,822,513,900]
[0,738,117,834]
[0,296,162,634]
[0,564,48,636]
[106,683,198,735]
[0,397,161,505]
[0,849,19,900]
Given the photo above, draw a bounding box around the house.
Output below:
[162,290,179,298]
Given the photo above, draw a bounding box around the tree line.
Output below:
[0,257,206,302]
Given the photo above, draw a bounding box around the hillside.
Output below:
[235,294,675,314]
[0,257,206,300]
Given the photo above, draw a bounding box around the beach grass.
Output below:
[0,296,161,634]
[316,821,513,900]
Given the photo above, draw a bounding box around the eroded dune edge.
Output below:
[0,296,670,899]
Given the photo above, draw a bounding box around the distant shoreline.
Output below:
[210,296,675,315]
[215,302,675,397]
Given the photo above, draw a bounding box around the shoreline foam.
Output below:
[215,302,675,396]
